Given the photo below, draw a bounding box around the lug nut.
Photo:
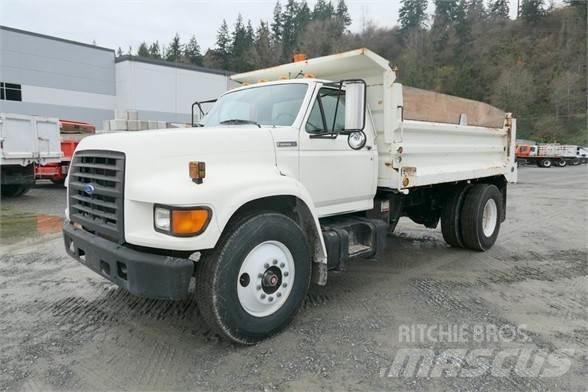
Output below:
[264,263,269,269]
[284,272,289,277]
[260,294,266,299]
[256,285,261,291]
[268,296,273,302]
[258,273,263,278]
[273,259,278,265]
[280,262,285,268]
[282,283,287,288]
[277,292,282,298]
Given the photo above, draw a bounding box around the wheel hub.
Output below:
[237,241,295,317]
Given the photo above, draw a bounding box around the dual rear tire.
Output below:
[441,184,503,251]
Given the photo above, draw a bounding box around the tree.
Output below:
[335,0,352,33]
[271,1,283,42]
[116,47,123,57]
[313,0,334,20]
[230,14,255,71]
[184,35,203,65]
[491,67,536,116]
[214,19,232,69]
[252,21,276,67]
[398,0,428,31]
[148,41,162,58]
[137,42,150,57]
[166,33,183,62]
[520,0,545,21]
[467,0,487,23]
[488,0,510,19]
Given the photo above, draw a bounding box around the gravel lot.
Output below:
[0,167,586,391]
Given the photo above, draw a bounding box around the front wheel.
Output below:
[196,213,311,344]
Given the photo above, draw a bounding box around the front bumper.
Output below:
[63,223,194,300]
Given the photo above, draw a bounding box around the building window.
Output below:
[0,82,22,101]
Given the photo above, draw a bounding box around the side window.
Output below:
[305,88,345,133]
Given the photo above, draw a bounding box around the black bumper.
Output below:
[63,224,194,300]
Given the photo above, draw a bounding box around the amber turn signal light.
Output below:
[189,161,206,184]
[171,208,211,236]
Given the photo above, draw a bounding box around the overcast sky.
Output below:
[1,0,540,53]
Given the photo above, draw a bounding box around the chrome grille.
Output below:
[68,150,125,243]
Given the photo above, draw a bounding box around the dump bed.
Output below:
[0,113,62,166]
[231,49,517,190]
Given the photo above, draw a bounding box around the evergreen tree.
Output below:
[148,41,162,58]
[335,0,352,33]
[271,1,283,42]
[313,0,334,20]
[520,0,545,21]
[166,33,183,62]
[488,0,510,19]
[253,21,275,67]
[231,14,255,71]
[215,19,231,69]
[137,42,150,57]
[116,47,123,57]
[184,35,203,65]
[467,0,487,23]
[398,0,428,31]
[281,0,299,58]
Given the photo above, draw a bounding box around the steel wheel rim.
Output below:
[482,199,498,237]
[237,240,295,317]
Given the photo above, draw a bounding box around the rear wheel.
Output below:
[441,185,470,248]
[1,184,31,197]
[539,159,552,168]
[460,184,503,251]
[196,213,311,344]
[557,159,567,167]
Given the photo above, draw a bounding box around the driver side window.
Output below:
[305,88,345,133]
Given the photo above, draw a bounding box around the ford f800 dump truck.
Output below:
[62,49,517,344]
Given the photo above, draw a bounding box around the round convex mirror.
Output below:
[348,131,367,150]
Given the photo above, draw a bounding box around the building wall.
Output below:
[0,26,116,126]
[115,58,237,124]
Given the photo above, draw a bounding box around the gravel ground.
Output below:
[0,167,586,391]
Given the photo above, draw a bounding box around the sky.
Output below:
[0,0,551,53]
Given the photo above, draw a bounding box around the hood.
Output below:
[77,127,276,159]
[74,127,279,203]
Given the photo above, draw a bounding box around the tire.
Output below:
[539,159,552,168]
[557,159,567,167]
[441,185,471,248]
[196,213,312,344]
[1,184,31,197]
[460,184,503,251]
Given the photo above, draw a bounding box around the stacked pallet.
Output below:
[101,111,172,132]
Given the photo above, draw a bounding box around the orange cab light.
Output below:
[189,161,206,184]
[292,53,306,62]
[171,208,211,236]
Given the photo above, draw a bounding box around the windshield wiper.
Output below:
[220,119,261,128]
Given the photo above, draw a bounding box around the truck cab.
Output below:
[63,49,516,344]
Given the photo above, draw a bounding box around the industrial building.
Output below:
[0,25,234,127]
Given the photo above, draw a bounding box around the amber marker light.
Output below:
[171,208,211,236]
[189,161,206,184]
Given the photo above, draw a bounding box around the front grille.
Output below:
[68,150,125,243]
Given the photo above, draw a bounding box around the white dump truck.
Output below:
[62,49,517,344]
[1,113,61,197]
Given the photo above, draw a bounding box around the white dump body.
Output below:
[537,144,577,158]
[0,113,62,166]
[232,49,517,190]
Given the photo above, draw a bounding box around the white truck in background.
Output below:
[62,49,517,344]
[516,143,587,167]
[1,113,61,197]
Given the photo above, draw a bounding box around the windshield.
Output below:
[200,83,308,127]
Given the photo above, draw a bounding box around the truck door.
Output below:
[299,86,377,216]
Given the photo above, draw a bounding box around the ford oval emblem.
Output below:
[83,183,96,196]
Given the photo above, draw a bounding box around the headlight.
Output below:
[154,205,211,237]
[154,207,171,231]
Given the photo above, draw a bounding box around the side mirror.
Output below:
[344,80,366,132]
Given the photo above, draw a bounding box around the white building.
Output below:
[0,25,235,127]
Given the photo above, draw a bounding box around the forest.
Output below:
[122,0,587,144]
